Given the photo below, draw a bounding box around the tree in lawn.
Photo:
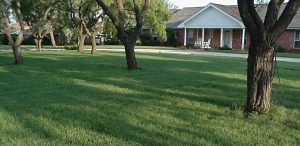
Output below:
[21,0,60,52]
[0,0,25,64]
[96,0,149,70]
[237,0,300,114]
[96,0,169,69]
[78,0,104,54]
[59,0,103,53]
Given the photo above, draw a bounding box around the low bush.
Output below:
[277,45,286,53]
[64,45,78,50]
[219,45,232,50]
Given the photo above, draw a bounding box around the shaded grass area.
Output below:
[0,51,299,145]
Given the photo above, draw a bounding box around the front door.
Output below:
[223,29,232,48]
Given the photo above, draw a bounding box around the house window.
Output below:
[240,30,247,46]
[187,29,194,39]
[186,29,194,44]
[294,30,300,48]
[208,29,213,40]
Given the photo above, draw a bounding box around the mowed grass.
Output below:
[0,45,180,50]
[0,51,299,146]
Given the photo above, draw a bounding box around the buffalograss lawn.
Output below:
[0,51,299,145]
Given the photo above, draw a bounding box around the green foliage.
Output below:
[139,32,160,46]
[277,45,286,53]
[166,29,179,47]
[103,17,117,38]
[101,0,170,39]
[0,35,5,45]
[144,0,170,39]
[0,51,299,145]
[64,45,78,50]
[219,45,232,50]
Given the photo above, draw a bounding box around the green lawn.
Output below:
[206,49,300,58]
[0,45,180,51]
[0,51,299,145]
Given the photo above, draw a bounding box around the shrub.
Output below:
[139,32,160,46]
[0,34,6,45]
[277,45,286,53]
[22,35,35,45]
[219,45,232,50]
[166,29,179,47]
[64,45,78,50]
[105,38,121,45]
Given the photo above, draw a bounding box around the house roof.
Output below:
[167,3,300,29]
[167,7,202,28]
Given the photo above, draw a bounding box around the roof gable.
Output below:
[178,4,244,28]
[167,3,300,29]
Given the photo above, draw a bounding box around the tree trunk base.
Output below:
[246,44,275,114]
[124,42,137,70]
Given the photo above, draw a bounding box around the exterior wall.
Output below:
[277,30,300,53]
[211,29,221,48]
[176,29,185,46]
[231,29,250,50]
[232,29,240,49]
[174,28,300,54]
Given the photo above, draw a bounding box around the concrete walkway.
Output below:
[96,49,300,63]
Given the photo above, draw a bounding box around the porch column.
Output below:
[220,28,224,47]
[202,28,205,48]
[241,29,246,51]
[184,28,187,46]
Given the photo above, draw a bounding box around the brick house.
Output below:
[166,3,300,53]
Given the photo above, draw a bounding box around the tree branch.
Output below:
[264,0,284,32]
[237,0,257,36]
[270,0,300,39]
[133,0,149,37]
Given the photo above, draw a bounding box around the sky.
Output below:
[168,0,289,8]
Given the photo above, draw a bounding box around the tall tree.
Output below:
[60,0,103,53]
[237,0,300,114]
[96,0,150,70]
[22,0,60,52]
[96,0,170,69]
[0,0,25,64]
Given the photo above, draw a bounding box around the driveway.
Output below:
[96,49,300,63]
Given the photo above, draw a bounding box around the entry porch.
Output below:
[183,28,248,50]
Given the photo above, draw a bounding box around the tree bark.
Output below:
[78,34,86,53]
[91,35,96,54]
[237,0,300,115]
[124,41,137,70]
[246,41,275,114]
[12,45,23,64]
[34,38,43,52]
[49,30,57,48]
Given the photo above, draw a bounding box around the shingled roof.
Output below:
[167,3,300,29]
[167,7,202,28]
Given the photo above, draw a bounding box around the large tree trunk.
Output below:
[91,35,96,54]
[49,30,57,48]
[12,45,23,64]
[124,41,137,70]
[34,38,43,52]
[78,34,86,53]
[246,41,275,114]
